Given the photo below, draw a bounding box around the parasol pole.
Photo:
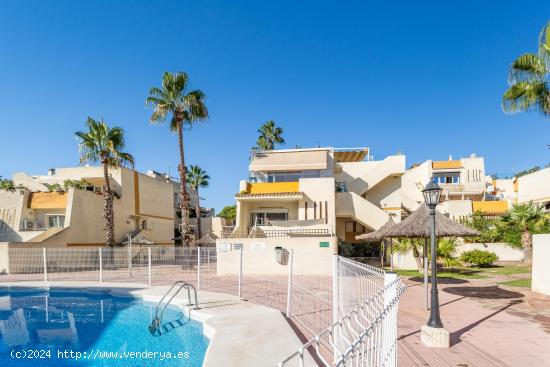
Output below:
[389,237,394,271]
[424,237,429,310]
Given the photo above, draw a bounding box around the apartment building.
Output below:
[0,166,222,247]
[401,154,510,220]
[218,147,405,256]
[219,148,512,254]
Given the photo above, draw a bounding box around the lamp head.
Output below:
[422,181,442,208]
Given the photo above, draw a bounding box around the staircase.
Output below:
[347,155,406,196]
[401,192,421,213]
[336,192,389,231]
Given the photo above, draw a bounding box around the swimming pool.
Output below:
[0,287,209,366]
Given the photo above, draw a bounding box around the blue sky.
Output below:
[1,1,549,211]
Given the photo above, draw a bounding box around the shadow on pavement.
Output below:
[409,277,469,284]
[443,285,524,300]
[449,299,523,346]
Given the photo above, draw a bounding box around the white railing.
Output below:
[0,246,405,367]
[279,257,405,367]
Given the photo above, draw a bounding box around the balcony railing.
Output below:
[221,226,332,239]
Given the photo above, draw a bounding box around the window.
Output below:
[47,215,65,228]
[432,172,460,184]
[141,220,148,230]
[336,182,348,192]
[267,170,321,182]
[250,210,288,226]
[345,221,355,233]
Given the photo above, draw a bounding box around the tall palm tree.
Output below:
[255,120,284,150]
[75,117,134,246]
[186,165,210,241]
[146,72,208,245]
[501,202,548,265]
[503,21,550,116]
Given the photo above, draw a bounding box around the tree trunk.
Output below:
[102,160,115,247]
[176,122,191,246]
[195,188,202,242]
[522,230,533,266]
[412,245,423,272]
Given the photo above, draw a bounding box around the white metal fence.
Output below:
[0,246,405,367]
[279,257,404,367]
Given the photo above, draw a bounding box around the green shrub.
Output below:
[460,249,498,267]
[443,257,463,268]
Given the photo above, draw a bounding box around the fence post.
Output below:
[286,249,294,317]
[42,248,48,282]
[148,247,152,286]
[197,247,201,290]
[331,254,339,323]
[99,248,103,282]
[238,246,243,298]
[383,272,398,367]
[127,234,132,278]
[331,254,340,363]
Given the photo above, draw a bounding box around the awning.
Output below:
[249,150,328,171]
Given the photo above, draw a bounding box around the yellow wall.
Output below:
[472,200,508,214]
[248,182,299,194]
[27,192,67,209]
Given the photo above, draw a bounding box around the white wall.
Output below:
[299,177,336,229]
[458,243,523,262]
[518,168,550,204]
[391,250,418,270]
[532,234,550,296]
[401,161,432,205]
[438,200,472,220]
[215,236,336,275]
[0,191,27,242]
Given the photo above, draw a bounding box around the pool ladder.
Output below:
[148,281,200,335]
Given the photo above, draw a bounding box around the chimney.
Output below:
[48,168,56,176]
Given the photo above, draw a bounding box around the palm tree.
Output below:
[501,202,548,265]
[186,165,210,241]
[75,117,135,246]
[255,120,284,150]
[503,21,550,116]
[146,72,208,245]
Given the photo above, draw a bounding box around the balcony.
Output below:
[247,182,299,194]
[221,226,332,238]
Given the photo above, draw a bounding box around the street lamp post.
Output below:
[420,181,449,348]
[422,181,443,328]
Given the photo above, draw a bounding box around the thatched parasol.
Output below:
[357,204,479,240]
[355,216,397,241]
[123,233,155,245]
[355,203,479,309]
[192,232,219,246]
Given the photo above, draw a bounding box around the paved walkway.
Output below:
[398,277,550,367]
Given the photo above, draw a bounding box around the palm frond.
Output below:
[538,20,550,60]
[508,53,547,84]
[75,117,134,168]
[502,81,550,115]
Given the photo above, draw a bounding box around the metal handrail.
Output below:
[149,281,200,335]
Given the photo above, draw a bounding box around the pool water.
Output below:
[0,287,209,366]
